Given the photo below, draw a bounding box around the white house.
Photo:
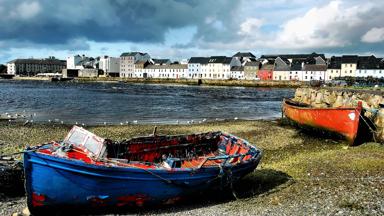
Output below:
[99,56,120,77]
[288,61,304,81]
[188,56,241,80]
[230,66,245,79]
[142,64,188,79]
[356,68,384,78]
[355,56,384,78]
[302,65,327,81]
[187,57,208,79]
[273,57,291,81]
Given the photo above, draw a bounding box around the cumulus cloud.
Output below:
[10,1,41,20]
[238,18,263,35]
[361,27,384,43]
[267,0,382,49]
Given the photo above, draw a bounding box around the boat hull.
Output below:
[23,151,261,211]
[282,99,362,144]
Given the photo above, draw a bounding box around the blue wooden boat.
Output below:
[23,126,262,214]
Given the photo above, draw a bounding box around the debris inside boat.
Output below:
[23,126,262,213]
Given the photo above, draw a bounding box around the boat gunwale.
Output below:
[24,152,262,181]
[283,98,361,111]
[24,131,262,174]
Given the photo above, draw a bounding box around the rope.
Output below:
[357,109,378,143]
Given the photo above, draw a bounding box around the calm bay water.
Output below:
[0,80,294,125]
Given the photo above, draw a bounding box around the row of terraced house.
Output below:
[6,52,384,81]
[118,52,384,81]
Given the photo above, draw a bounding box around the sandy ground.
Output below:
[0,120,383,215]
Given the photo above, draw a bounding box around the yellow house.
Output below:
[273,70,290,80]
[340,55,358,77]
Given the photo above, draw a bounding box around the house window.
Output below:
[350,70,352,73]
[305,76,307,79]
[329,76,331,79]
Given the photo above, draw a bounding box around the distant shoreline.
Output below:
[10,76,304,88]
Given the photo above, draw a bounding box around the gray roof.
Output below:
[188,57,209,64]
[244,61,260,67]
[327,56,342,69]
[152,59,170,64]
[357,55,383,69]
[7,58,66,65]
[189,56,232,64]
[341,55,358,63]
[120,52,147,57]
[208,56,232,64]
[260,64,274,70]
[291,59,304,71]
[303,64,327,71]
[135,60,149,65]
[260,52,325,60]
[230,66,244,71]
[233,52,256,58]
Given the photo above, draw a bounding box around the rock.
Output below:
[315,92,323,104]
[22,207,30,216]
[333,94,344,107]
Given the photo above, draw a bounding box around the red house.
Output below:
[258,63,274,80]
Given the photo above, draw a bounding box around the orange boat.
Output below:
[282,99,363,145]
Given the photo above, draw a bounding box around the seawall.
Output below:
[76,77,304,88]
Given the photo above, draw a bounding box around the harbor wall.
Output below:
[76,77,304,88]
[293,87,384,142]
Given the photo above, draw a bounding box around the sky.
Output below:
[1,0,384,64]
